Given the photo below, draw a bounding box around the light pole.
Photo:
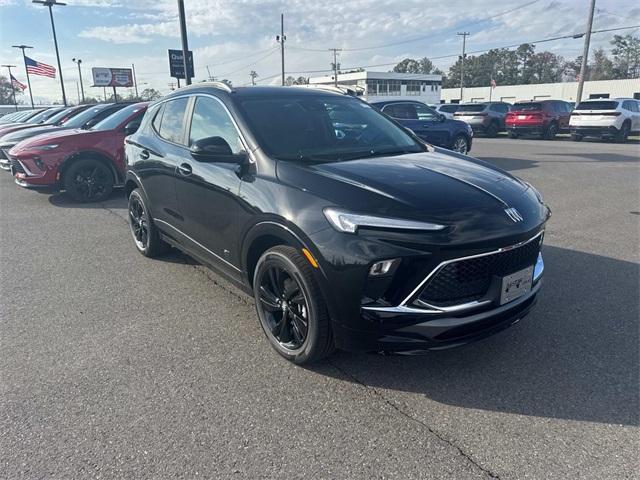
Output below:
[177,0,191,85]
[2,65,19,111]
[276,14,286,86]
[576,0,596,103]
[12,45,34,108]
[329,48,341,87]
[457,32,469,103]
[72,58,85,103]
[33,0,67,106]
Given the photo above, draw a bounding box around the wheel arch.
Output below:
[241,221,338,323]
[60,150,120,186]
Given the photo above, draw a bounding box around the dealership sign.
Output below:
[168,49,194,79]
[91,67,134,87]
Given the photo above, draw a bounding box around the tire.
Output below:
[253,245,334,364]
[571,133,583,142]
[485,122,499,138]
[127,188,169,257]
[451,134,469,154]
[616,121,630,143]
[508,131,519,139]
[543,122,558,140]
[63,158,114,203]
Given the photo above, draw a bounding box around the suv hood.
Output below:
[0,125,71,145]
[277,149,548,238]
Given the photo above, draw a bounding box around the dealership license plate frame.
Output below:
[500,266,534,305]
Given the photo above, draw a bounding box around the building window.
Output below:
[406,80,421,96]
[366,80,378,96]
[589,93,610,99]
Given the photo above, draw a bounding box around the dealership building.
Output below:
[308,71,443,104]
[441,78,640,104]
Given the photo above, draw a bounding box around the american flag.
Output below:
[25,56,56,78]
[490,78,497,89]
[10,74,27,91]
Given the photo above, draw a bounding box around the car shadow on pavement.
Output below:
[47,189,127,210]
[313,245,639,427]
[477,156,540,172]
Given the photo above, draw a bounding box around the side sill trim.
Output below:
[153,218,241,272]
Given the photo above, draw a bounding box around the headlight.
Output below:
[323,207,445,234]
[25,144,59,151]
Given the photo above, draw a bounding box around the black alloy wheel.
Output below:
[451,135,469,154]
[253,246,333,364]
[64,159,113,202]
[485,122,499,138]
[616,122,630,143]
[544,122,558,140]
[127,188,168,257]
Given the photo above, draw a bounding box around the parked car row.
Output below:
[1,102,147,201]
[0,84,552,364]
[430,98,640,142]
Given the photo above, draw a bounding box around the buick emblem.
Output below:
[505,207,524,223]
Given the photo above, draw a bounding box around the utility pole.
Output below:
[329,48,342,87]
[131,63,139,98]
[576,0,596,103]
[276,14,286,86]
[72,58,85,103]
[457,32,469,102]
[12,45,34,108]
[33,0,67,106]
[2,65,18,111]
[177,0,191,85]
[249,70,258,86]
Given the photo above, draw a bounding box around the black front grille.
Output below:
[0,149,6,160]
[10,158,25,174]
[416,236,541,307]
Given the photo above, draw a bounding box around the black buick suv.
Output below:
[124,84,550,364]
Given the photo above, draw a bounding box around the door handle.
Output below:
[177,163,192,176]
[139,149,150,160]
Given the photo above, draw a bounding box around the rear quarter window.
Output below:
[576,101,619,110]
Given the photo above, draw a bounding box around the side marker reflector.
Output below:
[302,248,319,268]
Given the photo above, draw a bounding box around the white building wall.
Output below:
[309,70,442,104]
[441,78,640,104]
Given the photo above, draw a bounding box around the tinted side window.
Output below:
[189,96,244,154]
[151,103,165,133]
[413,103,440,121]
[383,104,418,120]
[159,97,189,144]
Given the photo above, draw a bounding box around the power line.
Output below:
[216,48,279,78]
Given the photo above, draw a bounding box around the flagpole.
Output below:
[12,45,35,109]
[2,65,18,111]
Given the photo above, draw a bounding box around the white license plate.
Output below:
[500,266,534,305]
[518,115,526,119]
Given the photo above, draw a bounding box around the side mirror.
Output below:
[190,136,245,163]
[124,120,141,135]
[438,113,446,122]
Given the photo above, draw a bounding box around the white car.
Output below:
[431,104,459,120]
[569,98,640,142]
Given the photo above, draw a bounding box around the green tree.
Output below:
[590,48,614,80]
[610,34,640,78]
[392,57,435,74]
[139,88,162,101]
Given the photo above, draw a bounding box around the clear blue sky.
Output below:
[1,0,638,103]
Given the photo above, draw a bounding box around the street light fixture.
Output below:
[72,58,85,103]
[33,0,67,106]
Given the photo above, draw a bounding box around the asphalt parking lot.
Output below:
[1,137,638,479]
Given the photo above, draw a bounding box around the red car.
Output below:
[505,100,573,140]
[8,102,147,202]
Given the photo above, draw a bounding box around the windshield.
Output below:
[456,104,487,112]
[62,104,110,128]
[439,105,459,113]
[513,102,542,111]
[47,107,77,124]
[576,100,618,110]
[236,95,424,162]
[91,104,145,131]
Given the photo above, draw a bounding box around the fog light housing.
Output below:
[33,157,45,170]
[369,259,399,276]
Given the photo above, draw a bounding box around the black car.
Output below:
[124,84,550,364]
[370,100,473,154]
